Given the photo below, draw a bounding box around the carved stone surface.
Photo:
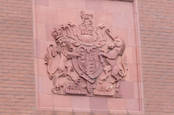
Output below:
[44,11,128,98]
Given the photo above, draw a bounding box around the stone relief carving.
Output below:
[44,11,128,97]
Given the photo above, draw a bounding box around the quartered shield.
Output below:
[72,45,103,83]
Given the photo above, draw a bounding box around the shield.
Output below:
[72,45,103,83]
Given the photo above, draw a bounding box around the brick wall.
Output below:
[138,0,174,115]
[0,0,35,115]
[0,0,174,115]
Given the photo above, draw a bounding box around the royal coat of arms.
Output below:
[44,11,128,97]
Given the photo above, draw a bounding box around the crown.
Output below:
[80,11,94,36]
[80,11,93,21]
